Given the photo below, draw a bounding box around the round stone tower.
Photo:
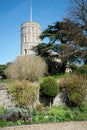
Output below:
[21,22,41,55]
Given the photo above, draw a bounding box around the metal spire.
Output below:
[30,0,32,22]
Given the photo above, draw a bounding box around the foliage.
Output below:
[33,43,64,74]
[5,55,47,82]
[8,107,32,124]
[71,64,79,72]
[0,106,6,115]
[80,103,87,113]
[8,80,39,108]
[68,0,87,63]
[34,18,87,74]
[0,64,7,79]
[32,108,50,124]
[0,120,15,127]
[48,106,73,122]
[1,104,87,126]
[48,106,67,121]
[32,105,87,123]
[78,64,87,77]
[51,73,72,80]
[40,19,85,63]
[40,76,59,97]
[59,74,87,107]
[35,104,48,112]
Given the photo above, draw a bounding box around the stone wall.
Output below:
[0,82,62,108]
[0,83,14,107]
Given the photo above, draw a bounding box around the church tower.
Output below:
[21,0,41,55]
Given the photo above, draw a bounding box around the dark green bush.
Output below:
[0,64,7,79]
[71,64,79,72]
[59,74,87,107]
[40,77,59,97]
[78,64,87,77]
[40,77,59,107]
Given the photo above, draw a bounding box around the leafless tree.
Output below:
[68,0,87,33]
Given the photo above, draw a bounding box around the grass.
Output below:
[0,79,21,85]
[39,73,73,82]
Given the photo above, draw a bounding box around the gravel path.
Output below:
[0,121,87,130]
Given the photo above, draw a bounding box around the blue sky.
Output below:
[0,0,70,64]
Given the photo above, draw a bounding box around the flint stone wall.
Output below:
[0,83,14,107]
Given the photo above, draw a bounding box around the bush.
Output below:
[40,77,59,97]
[48,106,66,121]
[59,74,87,107]
[0,120,14,127]
[0,64,7,79]
[0,106,6,114]
[5,55,47,82]
[8,80,39,108]
[71,64,79,72]
[40,77,59,107]
[1,105,87,126]
[80,102,87,113]
[78,64,87,77]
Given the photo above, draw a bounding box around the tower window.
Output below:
[24,36,26,42]
[24,49,27,55]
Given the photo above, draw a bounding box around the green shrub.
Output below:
[48,107,66,121]
[78,64,87,77]
[80,102,87,113]
[0,64,7,79]
[8,80,39,108]
[0,120,14,127]
[59,74,87,107]
[71,64,79,72]
[40,77,59,107]
[0,106,6,114]
[48,106,73,122]
[71,107,87,121]
[40,77,59,97]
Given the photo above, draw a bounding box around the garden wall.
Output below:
[0,82,62,108]
[1,122,87,130]
[0,83,14,107]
